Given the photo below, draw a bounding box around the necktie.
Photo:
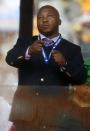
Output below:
[41,36,61,63]
[42,38,54,58]
[42,38,54,47]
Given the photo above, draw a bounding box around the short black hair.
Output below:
[37,5,60,18]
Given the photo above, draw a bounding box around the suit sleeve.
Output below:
[6,38,31,68]
[59,46,87,84]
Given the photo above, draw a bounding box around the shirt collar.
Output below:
[39,34,61,43]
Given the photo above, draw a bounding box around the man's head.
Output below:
[37,5,61,38]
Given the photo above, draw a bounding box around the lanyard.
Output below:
[39,35,62,64]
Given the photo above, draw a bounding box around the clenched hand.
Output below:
[28,40,44,55]
[52,50,66,65]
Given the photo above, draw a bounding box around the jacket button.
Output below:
[40,78,44,82]
[43,125,46,129]
[10,62,13,65]
[36,92,39,96]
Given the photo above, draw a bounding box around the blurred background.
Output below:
[0,0,90,130]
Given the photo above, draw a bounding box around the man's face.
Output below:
[37,7,61,36]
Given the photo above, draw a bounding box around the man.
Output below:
[6,5,87,86]
[6,5,87,131]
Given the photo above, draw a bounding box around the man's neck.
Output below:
[42,33,60,39]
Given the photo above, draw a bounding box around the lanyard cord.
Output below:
[38,35,62,64]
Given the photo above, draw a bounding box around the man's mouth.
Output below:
[41,25,49,28]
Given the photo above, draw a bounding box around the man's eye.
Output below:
[38,17,43,19]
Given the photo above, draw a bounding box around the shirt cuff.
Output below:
[25,47,31,60]
[60,62,71,77]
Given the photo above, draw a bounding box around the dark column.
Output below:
[19,0,33,38]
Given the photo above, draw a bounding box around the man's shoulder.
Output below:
[62,38,81,50]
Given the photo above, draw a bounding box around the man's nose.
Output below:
[42,17,48,22]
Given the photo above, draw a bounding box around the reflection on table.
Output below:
[9,85,90,131]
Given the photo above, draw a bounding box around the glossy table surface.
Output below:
[9,85,90,131]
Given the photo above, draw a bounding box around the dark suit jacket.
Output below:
[6,36,87,86]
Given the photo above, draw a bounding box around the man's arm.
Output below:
[6,38,31,68]
[52,46,87,84]
[6,36,44,68]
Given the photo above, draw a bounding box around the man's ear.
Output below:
[59,19,61,25]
